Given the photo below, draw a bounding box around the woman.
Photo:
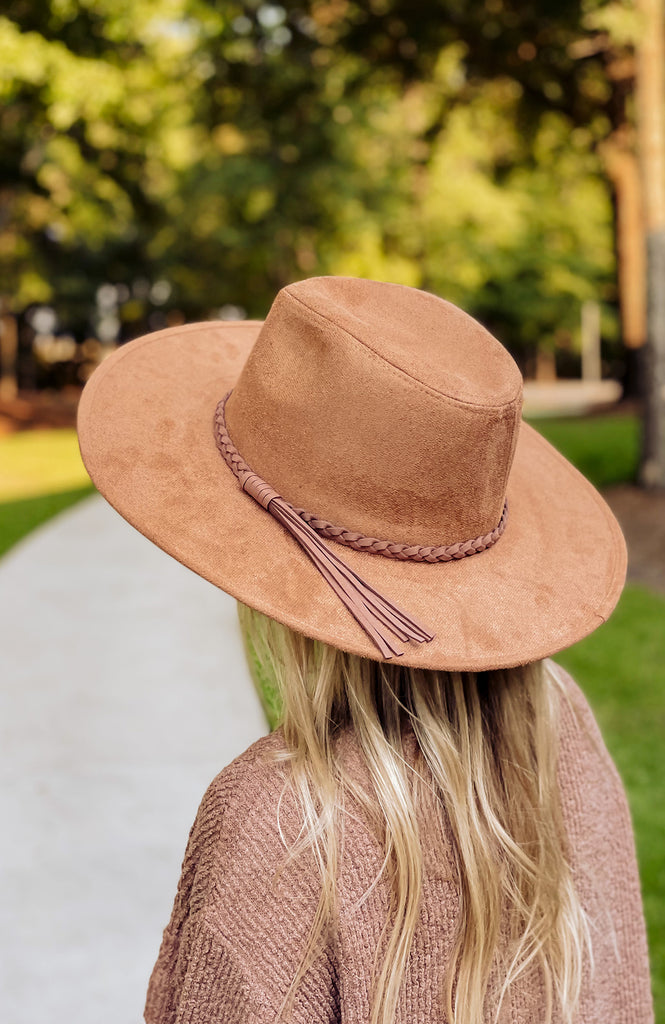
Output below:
[77,276,653,1023]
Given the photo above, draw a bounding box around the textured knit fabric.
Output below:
[144,663,654,1023]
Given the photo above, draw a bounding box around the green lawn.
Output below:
[0,428,94,557]
[1,411,662,1015]
[527,411,640,489]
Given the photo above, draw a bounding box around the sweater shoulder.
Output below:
[546,659,622,777]
[146,730,339,1023]
[545,658,632,845]
[180,728,292,918]
[545,658,621,776]
[199,727,290,818]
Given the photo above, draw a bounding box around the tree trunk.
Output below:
[601,134,647,354]
[636,0,665,488]
[0,302,18,401]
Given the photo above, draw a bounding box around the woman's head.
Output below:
[238,602,592,1024]
[78,277,626,675]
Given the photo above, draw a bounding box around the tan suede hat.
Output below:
[76,276,626,670]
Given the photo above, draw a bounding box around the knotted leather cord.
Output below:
[213,391,439,658]
[213,391,508,563]
[212,391,510,659]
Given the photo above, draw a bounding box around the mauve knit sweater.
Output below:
[144,663,654,1023]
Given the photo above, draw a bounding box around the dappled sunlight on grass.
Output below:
[0,427,95,557]
[0,427,90,501]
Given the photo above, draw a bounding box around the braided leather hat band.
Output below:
[76,277,628,670]
[214,391,508,563]
[214,390,508,659]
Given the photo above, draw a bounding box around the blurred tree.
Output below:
[268,0,665,450]
[171,0,616,364]
[287,0,644,360]
[0,0,625,382]
[0,0,201,335]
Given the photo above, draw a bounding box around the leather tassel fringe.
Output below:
[239,470,434,659]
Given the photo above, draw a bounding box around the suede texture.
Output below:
[76,278,627,671]
[225,279,522,544]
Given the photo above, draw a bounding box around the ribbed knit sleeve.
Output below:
[146,908,271,1024]
[144,734,340,1024]
[143,764,244,1023]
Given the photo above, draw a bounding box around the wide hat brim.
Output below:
[77,320,626,671]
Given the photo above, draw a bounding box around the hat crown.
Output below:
[225,277,523,546]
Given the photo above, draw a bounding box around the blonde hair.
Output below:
[238,602,592,1024]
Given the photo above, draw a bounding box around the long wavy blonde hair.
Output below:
[238,602,592,1024]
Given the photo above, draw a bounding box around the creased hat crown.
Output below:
[76,272,626,669]
[225,277,523,547]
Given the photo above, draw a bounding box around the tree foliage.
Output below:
[0,0,623,364]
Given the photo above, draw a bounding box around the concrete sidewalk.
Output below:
[0,494,268,1024]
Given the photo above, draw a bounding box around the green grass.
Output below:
[0,427,95,557]
[527,412,640,489]
[0,485,95,558]
[0,427,92,500]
